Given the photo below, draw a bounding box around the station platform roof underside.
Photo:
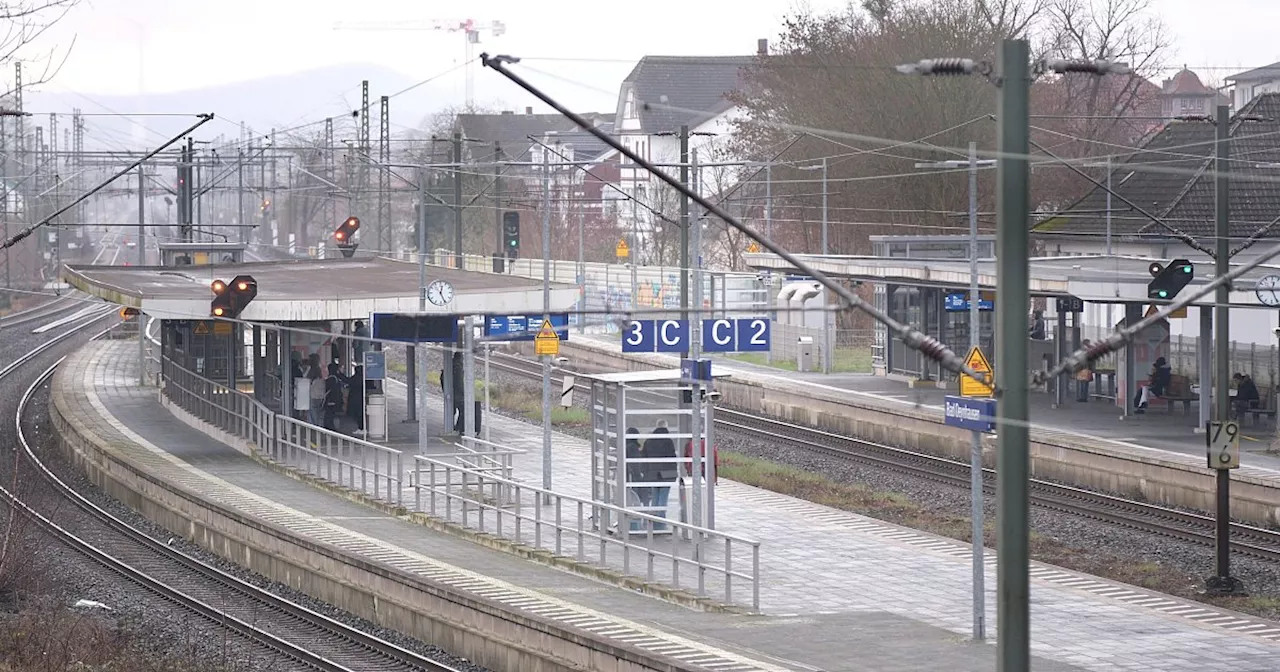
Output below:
[63,257,580,322]
[745,252,1280,309]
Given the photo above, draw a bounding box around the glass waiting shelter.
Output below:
[587,368,726,537]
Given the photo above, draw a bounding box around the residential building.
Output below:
[608,41,765,241]
[1033,92,1280,343]
[1227,63,1280,111]
[1158,68,1229,119]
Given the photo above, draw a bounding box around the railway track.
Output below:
[6,318,465,671]
[486,351,1280,563]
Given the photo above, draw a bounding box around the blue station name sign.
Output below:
[943,395,997,433]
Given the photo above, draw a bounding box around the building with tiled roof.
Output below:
[1158,68,1229,120]
[609,41,765,235]
[1034,92,1280,259]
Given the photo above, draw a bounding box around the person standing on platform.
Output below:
[324,362,347,431]
[307,353,325,426]
[645,420,677,518]
[292,352,310,422]
[625,427,649,506]
[347,364,366,436]
[352,320,369,364]
[1076,339,1093,402]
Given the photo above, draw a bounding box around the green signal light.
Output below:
[1181,265,1192,273]
[1157,290,1169,298]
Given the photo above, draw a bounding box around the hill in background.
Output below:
[26,63,446,150]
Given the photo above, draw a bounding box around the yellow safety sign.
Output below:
[1146,304,1186,318]
[213,321,233,335]
[193,321,210,335]
[746,241,761,254]
[959,345,994,398]
[534,319,560,356]
[615,239,630,259]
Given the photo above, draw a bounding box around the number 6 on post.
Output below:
[1205,421,1241,470]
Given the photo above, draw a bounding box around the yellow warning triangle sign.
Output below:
[536,319,557,340]
[959,345,994,397]
[615,239,630,258]
[194,321,210,335]
[747,241,761,253]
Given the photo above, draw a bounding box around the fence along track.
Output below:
[10,322,463,672]
[486,351,1280,563]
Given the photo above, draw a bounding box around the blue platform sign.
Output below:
[363,350,386,380]
[622,319,689,353]
[681,358,712,382]
[944,395,997,433]
[701,318,771,353]
[485,313,569,341]
[945,293,994,312]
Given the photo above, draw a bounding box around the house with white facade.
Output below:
[606,43,763,247]
[1227,63,1280,111]
[1032,92,1280,345]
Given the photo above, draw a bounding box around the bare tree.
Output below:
[727,0,1169,253]
[0,1,82,97]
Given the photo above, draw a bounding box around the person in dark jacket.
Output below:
[625,427,649,505]
[347,365,366,435]
[323,362,347,430]
[1233,372,1260,419]
[1133,357,1172,413]
[644,421,677,515]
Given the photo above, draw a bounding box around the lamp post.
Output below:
[914,143,995,641]
[797,159,832,372]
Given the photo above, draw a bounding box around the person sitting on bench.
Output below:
[1233,372,1260,419]
[1133,357,1171,414]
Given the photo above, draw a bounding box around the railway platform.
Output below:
[53,339,1280,671]
[566,333,1280,471]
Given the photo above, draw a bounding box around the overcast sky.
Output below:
[25,0,1280,115]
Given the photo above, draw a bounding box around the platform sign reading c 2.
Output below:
[959,345,995,398]
[700,318,771,353]
[622,319,689,353]
[363,350,386,381]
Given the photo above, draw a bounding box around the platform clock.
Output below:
[1256,275,1280,307]
[426,279,455,307]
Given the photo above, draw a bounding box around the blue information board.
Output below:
[484,313,569,341]
[700,318,771,353]
[363,351,386,380]
[943,395,997,432]
[945,293,993,312]
[622,319,690,353]
[680,358,712,382]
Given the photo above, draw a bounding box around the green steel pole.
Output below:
[995,38,1031,672]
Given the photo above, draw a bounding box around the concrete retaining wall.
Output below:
[549,338,1280,528]
[49,370,698,672]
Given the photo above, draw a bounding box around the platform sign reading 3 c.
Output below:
[1206,420,1241,470]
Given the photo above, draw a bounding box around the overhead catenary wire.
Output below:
[479,53,986,385]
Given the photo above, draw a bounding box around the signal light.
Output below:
[212,279,227,294]
[334,216,360,258]
[502,211,520,258]
[1147,258,1194,301]
[209,275,256,319]
[119,306,140,319]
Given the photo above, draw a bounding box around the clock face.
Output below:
[426,280,454,306]
[1257,275,1280,307]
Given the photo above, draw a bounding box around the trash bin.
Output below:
[796,336,815,372]
[366,393,387,441]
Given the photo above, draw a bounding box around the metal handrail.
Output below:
[160,357,403,506]
[410,454,760,611]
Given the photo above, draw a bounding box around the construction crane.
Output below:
[334,18,507,109]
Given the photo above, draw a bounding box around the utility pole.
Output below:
[237,148,245,244]
[412,166,427,433]
[541,145,552,498]
[453,132,463,267]
[493,141,502,270]
[995,39,1031,672]
[324,117,335,230]
[967,141,984,641]
[691,146,706,527]
[679,125,690,325]
[137,163,146,265]
[379,95,390,254]
[1208,103,1246,596]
